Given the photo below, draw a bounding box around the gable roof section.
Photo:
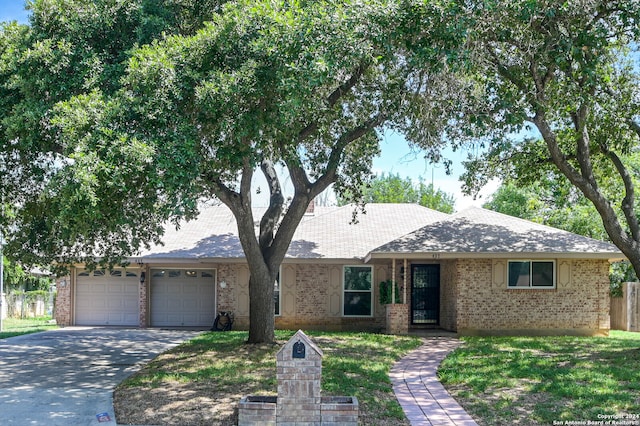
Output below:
[367,207,623,261]
[287,203,450,259]
[138,203,450,261]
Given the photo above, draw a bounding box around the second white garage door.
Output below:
[150,269,217,327]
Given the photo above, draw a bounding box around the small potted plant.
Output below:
[379,279,401,304]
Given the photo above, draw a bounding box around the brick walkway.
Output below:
[390,337,478,426]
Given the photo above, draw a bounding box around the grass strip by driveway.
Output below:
[0,317,58,339]
[114,330,422,425]
[438,331,640,426]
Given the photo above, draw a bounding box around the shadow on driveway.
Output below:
[0,327,201,425]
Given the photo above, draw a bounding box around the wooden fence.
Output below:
[610,282,639,332]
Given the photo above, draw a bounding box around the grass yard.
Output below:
[438,331,640,426]
[114,330,422,426]
[0,316,58,339]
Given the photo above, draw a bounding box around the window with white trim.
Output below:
[508,260,555,288]
[343,266,373,316]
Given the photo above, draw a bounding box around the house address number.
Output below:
[432,254,441,259]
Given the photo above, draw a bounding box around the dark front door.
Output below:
[411,264,440,325]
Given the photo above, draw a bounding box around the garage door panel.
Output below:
[151,269,216,327]
[75,269,139,326]
[183,286,198,295]
[124,299,138,310]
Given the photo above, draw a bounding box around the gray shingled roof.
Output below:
[138,203,450,260]
[368,207,622,259]
[286,203,450,259]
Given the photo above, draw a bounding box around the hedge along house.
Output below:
[53,203,623,336]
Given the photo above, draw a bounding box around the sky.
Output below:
[0,0,499,210]
[0,0,29,23]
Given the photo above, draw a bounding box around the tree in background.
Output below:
[0,1,468,343]
[2,257,26,293]
[446,1,640,279]
[484,172,639,292]
[337,173,455,213]
[417,181,456,214]
[483,179,609,241]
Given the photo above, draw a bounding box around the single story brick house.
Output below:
[54,203,623,335]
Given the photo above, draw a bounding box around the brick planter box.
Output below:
[238,396,358,426]
[238,396,276,426]
[321,396,359,425]
[385,303,409,335]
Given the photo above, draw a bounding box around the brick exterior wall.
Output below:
[139,265,148,328]
[54,275,72,326]
[440,260,458,331]
[456,258,610,336]
[57,258,611,336]
[273,263,387,332]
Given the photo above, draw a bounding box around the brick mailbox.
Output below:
[238,330,358,426]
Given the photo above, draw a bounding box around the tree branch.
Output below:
[600,144,640,242]
[210,157,262,265]
[297,61,369,144]
[269,113,386,265]
[571,104,599,188]
[534,111,637,256]
[258,158,284,251]
[210,178,238,210]
[239,156,253,211]
[313,113,387,192]
[326,62,368,107]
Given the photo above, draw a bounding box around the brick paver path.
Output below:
[391,337,478,426]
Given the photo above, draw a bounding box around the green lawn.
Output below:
[438,331,640,425]
[0,316,58,339]
[114,330,422,425]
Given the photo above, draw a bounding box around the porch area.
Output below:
[380,259,458,336]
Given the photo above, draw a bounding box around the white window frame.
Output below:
[342,265,374,317]
[507,260,556,289]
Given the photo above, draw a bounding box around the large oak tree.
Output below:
[447,1,640,278]
[0,0,466,343]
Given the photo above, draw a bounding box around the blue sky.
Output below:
[0,0,497,210]
[0,0,29,23]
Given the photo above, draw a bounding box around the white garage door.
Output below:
[75,269,139,326]
[151,269,216,327]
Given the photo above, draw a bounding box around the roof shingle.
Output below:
[138,203,450,260]
[370,207,621,258]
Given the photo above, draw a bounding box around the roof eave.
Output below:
[365,251,625,263]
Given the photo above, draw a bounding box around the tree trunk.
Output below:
[247,265,276,344]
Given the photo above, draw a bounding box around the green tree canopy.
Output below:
[445,0,640,278]
[483,179,610,241]
[338,173,455,213]
[0,0,468,342]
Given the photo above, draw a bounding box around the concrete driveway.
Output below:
[0,327,201,425]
